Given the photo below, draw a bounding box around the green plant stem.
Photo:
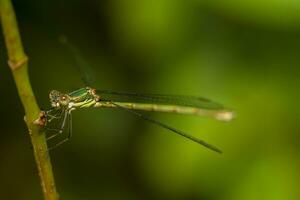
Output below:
[0,0,59,199]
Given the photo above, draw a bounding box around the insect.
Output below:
[43,37,234,153]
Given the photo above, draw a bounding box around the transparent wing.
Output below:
[97,90,225,110]
[59,36,95,86]
[109,101,222,153]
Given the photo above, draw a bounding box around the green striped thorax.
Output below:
[49,87,99,109]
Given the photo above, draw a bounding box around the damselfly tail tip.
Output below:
[215,110,235,122]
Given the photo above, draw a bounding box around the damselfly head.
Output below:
[49,90,70,108]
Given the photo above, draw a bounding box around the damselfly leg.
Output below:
[46,99,94,150]
[48,111,73,150]
[42,108,65,135]
[46,108,68,141]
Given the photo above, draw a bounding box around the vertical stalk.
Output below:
[0,0,59,199]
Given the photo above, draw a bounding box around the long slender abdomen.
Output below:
[94,102,234,122]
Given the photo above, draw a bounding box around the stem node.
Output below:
[8,55,28,70]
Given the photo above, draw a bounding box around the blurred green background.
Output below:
[1,0,300,199]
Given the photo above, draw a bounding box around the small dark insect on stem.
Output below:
[33,111,48,127]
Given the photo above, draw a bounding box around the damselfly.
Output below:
[45,87,234,153]
[43,37,234,153]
